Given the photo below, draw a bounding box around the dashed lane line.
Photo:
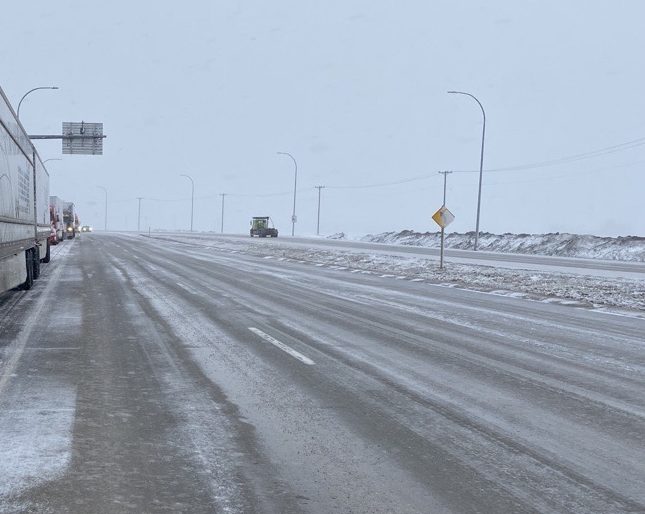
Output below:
[248,327,315,366]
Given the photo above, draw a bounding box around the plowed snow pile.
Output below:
[344,231,645,262]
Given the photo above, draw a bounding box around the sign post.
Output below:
[433,171,455,270]
[432,206,455,269]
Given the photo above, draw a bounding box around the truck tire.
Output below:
[32,249,41,279]
[20,250,34,290]
[42,241,51,263]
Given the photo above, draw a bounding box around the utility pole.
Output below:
[136,197,143,232]
[315,185,325,236]
[438,171,453,269]
[220,193,226,234]
[439,171,452,207]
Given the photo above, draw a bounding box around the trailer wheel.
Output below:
[42,241,51,263]
[20,250,34,290]
[32,249,41,279]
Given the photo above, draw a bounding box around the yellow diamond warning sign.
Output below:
[432,206,455,228]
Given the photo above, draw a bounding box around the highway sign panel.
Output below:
[62,121,104,155]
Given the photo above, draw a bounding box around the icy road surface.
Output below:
[1,233,644,513]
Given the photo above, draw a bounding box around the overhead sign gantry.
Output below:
[29,121,106,155]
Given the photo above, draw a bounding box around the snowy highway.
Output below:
[1,233,645,513]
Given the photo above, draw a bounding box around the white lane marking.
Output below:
[27,347,81,351]
[248,327,315,365]
[411,278,424,282]
[3,408,76,413]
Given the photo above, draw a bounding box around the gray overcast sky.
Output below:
[2,0,644,236]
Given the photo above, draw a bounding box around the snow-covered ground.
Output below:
[329,231,645,262]
[148,234,645,316]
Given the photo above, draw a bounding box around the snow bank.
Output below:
[356,231,645,262]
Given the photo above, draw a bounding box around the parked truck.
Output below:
[48,205,58,246]
[0,85,51,292]
[49,195,68,243]
[250,217,278,238]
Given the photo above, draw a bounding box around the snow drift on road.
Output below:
[328,231,645,262]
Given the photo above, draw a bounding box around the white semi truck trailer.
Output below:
[0,85,51,292]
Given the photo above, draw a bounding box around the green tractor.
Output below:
[250,217,278,238]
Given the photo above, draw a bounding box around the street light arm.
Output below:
[17,86,59,119]
[277,151,297,171]
[447,90,486,122]
[179,173,194,188]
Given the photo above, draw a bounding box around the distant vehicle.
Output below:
[81,225,92,232]
[0,86,51,292]
[250,217,278,238]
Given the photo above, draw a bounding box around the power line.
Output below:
[322,136,645,189]
[452,136,645,173]
[326,173,439,190]
[484,159,645,187]
[98,135,645,203]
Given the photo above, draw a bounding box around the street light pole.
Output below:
[180,174,195,232]
[97,186,108,231]
[315,185,325,236]
[220,193,226,234]
[277,152,298,236]
[17,86,59,120]
[448,90,486,251]
[136,197,143,232]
